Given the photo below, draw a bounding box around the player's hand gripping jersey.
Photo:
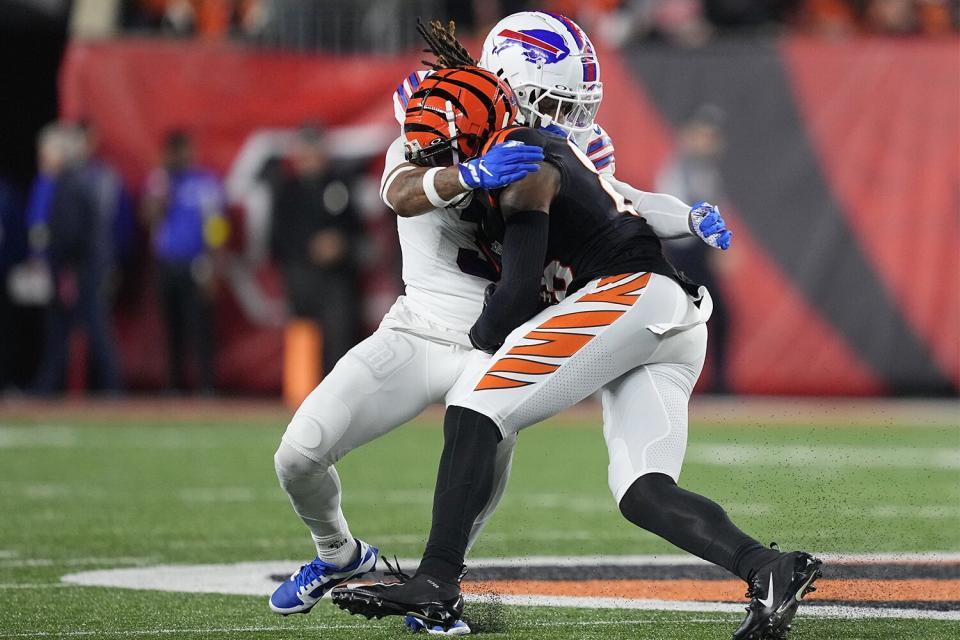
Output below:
[469,125,699,352]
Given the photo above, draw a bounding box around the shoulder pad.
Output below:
[393,70,435,125]
[584,124,616,175]
[479,126,547,156]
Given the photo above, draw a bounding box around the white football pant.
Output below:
[275,297,516,561]
[447,273,710,503]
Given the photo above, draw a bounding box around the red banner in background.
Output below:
[60,39,419,392]
[59,37,959,396]
[783,37,960,388]
[60,39,414,188]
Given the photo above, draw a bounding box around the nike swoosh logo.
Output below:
[795,569,819,603]
[758,574,775,608]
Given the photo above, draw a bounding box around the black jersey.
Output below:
[477,126,697,303]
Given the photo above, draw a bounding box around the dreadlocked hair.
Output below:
[417,18,476,70]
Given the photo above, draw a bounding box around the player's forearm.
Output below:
[383,165,469,217]
[605,176,693,239]
[469,210,549,353]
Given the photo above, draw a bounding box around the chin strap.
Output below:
[444,100,460,165]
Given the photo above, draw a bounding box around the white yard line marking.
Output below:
[1,557,157,569]
[0,583,79,590]
[450,551,960,567]
[57,551,960,594]
[491,594,960,620]
[0,425,78,448]
[177,488,257,503]
[686,444,960,469]
[0,482,110,500]
[858,505,960,519]
[0,618,740,638]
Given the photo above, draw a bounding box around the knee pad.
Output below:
[274,440,324,488]
[281,389,352,466]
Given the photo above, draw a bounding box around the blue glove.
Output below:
[689,201,732,250]
[458,141,544,190]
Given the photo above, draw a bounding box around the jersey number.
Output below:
[456,202,501,282]
[542,260,574,303]
[457,247,500,282]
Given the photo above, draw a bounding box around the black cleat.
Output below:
[331,572,464,630]
[732,546,823,640]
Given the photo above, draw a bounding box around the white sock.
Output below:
[275,444,359,568]
[315,531,359,568]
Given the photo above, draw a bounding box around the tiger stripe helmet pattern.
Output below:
[403,66,519,167]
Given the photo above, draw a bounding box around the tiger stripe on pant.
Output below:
[447,273,711,501]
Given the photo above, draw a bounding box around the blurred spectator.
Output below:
[797,0,956,36]
[796,0,860,37]
[0,175,25,390]
[77,120,136,267]
[704,0,798,29]
[593,0,715,48]
[33,124,123,395]
[916,0,955,35]
[122,0,267,38]
[866,0,919,33]
[657,105,732,393]
[24,126,63,263]
[270,125,363,375]
[143,130,227,394]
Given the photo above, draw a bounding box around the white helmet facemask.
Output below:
[480,12,602,136]
[526,86,601,133]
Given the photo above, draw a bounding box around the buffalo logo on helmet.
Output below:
[491,28,571,65]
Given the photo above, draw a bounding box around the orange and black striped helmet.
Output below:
[403,66,519,167]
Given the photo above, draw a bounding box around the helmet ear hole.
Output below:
[460,134,481,158]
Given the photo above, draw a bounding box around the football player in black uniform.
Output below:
[333,68,821,640]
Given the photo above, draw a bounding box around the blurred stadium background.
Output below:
[0,0,956,399]
[0,1,957,639]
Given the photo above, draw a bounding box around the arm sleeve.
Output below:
[604,175,694,239]
[379,137,415,210]
[469,210,550,353]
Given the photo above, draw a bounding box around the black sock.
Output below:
[418,406,502,583]
[618,473,781,582]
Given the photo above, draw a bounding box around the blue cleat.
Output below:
[269,539,378,615]
[404,615,472,636]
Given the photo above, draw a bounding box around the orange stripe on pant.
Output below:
[596,273,633,288]
[474,273,651,392]
[506,331,593,358]
[474,374,534,391]
[538,310,625,329]
[474,330,592,391]
[578,272,651,306]
[474,333,591,391]
[487,358,561,375]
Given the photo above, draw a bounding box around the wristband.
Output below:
[423,167,460,209]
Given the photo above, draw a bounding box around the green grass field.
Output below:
[1,403,958,639]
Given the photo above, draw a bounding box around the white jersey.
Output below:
[380,71,695,342]
[379,137,491,345]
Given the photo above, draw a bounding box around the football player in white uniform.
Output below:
[269,13,731,636]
